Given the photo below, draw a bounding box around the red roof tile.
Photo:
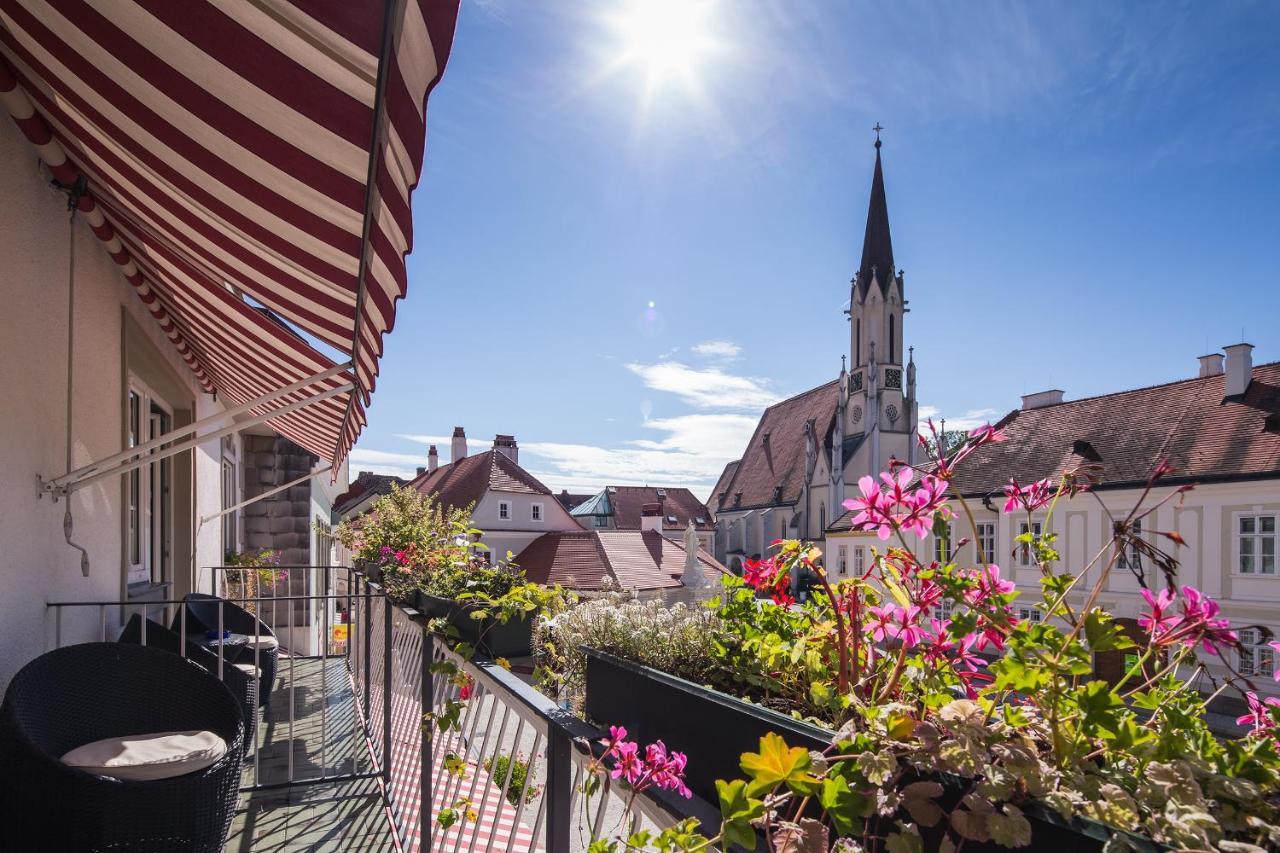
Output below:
[949,362,1280,496]
[514,530,728,592]
[604,487,715,531]
[715,380,840,511]
[333,471,407,516]
[408,450,552,512]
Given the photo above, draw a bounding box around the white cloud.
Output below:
[916,405,1004,433]
[624,361,780,410]
[395,433,490,460]
[690,340,742,359]
[347,448,426,480]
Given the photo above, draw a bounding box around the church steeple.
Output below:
[855,128,895,299]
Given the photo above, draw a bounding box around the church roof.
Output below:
[714,380,840,512]
[856,140,896,299]
[711,460,740,513]
[946,361,1280,497]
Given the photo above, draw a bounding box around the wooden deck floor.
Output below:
[224,657,399,852]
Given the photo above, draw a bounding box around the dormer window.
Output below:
[666,515,678,525]
[656,489,666,498]
[733,492,742,508]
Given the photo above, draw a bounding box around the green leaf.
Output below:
[1084,609,1135,653]
[716,779,765,849]
[1074,680,1125,736]
[818,776,865,836]
[987,803,1032,848]
[740,733,818,796]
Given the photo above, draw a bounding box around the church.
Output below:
[711,134,919,572]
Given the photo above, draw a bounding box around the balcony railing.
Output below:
[43,566,695,851]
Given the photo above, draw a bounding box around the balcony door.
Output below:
[126,378,173,588]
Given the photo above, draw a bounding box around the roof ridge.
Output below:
[762,377,841,412]
[1023,360,1278,409]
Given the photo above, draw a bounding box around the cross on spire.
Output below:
[873,122,884,148]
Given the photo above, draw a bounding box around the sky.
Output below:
[349,0,1280,500]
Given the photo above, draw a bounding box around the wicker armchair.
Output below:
[177,593,279,707]
[0,643,244,852]
[118,614,258,751]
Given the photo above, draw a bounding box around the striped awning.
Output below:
[0,0,458,465]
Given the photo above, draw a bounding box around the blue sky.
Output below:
[349,0,1280,499]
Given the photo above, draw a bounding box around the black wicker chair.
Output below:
[176,593,279,708]
[0,643,244,852]
[119,614,259,752]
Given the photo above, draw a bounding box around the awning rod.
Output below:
[200,463,333,525]
[47,361,352,490]
[51,383,354,496]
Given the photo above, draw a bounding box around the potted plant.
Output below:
[421,562,575,658]
[222,548,286,615]
[573,424,1280,852]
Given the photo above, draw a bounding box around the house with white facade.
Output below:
[827,345,1280,700]
[407,429,583,562]
[713,135,918,571]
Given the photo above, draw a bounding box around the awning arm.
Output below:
[41,382,354,499]
[43,362,352,493]
[200,464,333,525]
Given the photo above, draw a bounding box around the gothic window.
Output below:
[888,315,895,363]
[819,502,826,533]
[849,371,863,392]
[885,368,902,390]
[855,318,861,366]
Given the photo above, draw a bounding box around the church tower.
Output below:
[842,130,918,486]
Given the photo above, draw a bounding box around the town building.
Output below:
[516,505,728,601]
[406,429,583,563]
[571,485,717,553]
[827,346,1280,698]
[712,136,919,572]
[332,470,409,522]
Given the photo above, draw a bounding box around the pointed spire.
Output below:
[856,126,895,298]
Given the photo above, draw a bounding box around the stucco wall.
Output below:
[0,122,221,689]
[472,491,582,566]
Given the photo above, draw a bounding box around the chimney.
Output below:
[1021,389,1064,410]
[427,445,439,474]
[493,434,518,464]
[451,427,467,462]
[1224,343,1254,397]
[1198,353,1225,378]
[640,502,663,533]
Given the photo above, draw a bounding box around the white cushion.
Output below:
[232,662,260,677]
[243,635,278,651]
[61,730,228,781]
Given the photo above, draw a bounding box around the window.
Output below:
[531,502,543,522]
[1117,518,1143,572]
[1018,520,1042,567]
[933,597,954,621]
[1018,607,1043,624]
[819,502,826,533]
[888,315,895,363]
[1239,514,1277,575]
[220,436,239,557]
[933,521,952,564]
[975,522,995,564]
[837,545,848,576]
[125,381,172,587]
[854,546,866,575]
[855,319,860,366]
[1239,627,1276,677]
[498,501,510,520]
[593,514,607,528]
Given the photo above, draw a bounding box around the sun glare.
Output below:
[608,0,716,94]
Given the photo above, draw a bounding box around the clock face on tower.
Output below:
[851,405,863,424]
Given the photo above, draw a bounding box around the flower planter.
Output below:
[416,593,534,658]
[582,648,1158,853]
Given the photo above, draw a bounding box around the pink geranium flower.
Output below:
[1237,691,1280,737]
[1002,477,1054,514]
[1138,587,1179,640]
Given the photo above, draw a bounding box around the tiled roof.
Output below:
[556,491,594,512]
[948,362,1280,496]
[515,530,729,592]
[408,450,552,512]
[710,460,739,515]
[578,486,715,531]
[714,380,840,512]
[333,471,406,517]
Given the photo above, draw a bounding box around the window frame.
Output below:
[1239,626,1276,677]
[933,520,953,564]
[1017,519,1043,567]
[498,500,511,521]
[1117,516,1144,573]
[975,521,995,565]
[837,544,848,576]
[531,501,544,522]
[854,545,866,576]
[1235,511,1278,576]
[1018,606,1043,624]
[125,375,173,587]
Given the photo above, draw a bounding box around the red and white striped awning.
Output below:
[0,0,458,465]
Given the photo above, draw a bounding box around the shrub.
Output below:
[535,588,723,703]
[482,752,540,806]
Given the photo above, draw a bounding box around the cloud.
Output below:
[624,361,780,410]
[690,340,742,359]
[346,448,426,480]
[395,433,490,460]
[917,405,1004,433]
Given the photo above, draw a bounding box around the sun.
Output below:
[606,0,717,94]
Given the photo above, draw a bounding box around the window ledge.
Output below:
[126,581,173,602]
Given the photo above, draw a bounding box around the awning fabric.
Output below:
[0,0,458,465]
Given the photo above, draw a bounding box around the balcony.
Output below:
[34,567,686,852]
